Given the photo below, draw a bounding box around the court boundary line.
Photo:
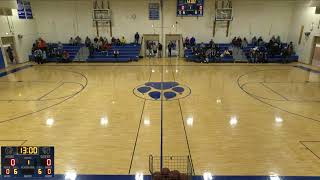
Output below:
[128,66,153,174]
[35,63,296,67]
[299,141,320,160]
[160,59,164,170]
[241,81,320,102]
[0,65,33,78]
[0,140,28,146]
[237,69,320,124]
[0,82,84,102]
[37,82,64,100]
[0,68,88,124]
[170,58,195,175]
[260,82,289,100]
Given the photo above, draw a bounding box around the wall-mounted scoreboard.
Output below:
[177,0,204,17]
[1,146,54,178]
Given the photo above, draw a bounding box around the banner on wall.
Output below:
[149,3,160,20]
[17,0,33,19]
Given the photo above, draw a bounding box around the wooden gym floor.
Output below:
[0,58,320,176]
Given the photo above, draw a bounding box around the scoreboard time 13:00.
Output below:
[1,146,54,178]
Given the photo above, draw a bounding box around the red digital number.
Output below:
[46,159,52,166]
[47,169,52,175]
[10,159,15,167]
[5,169,10,175]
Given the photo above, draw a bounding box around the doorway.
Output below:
[165,34,183,58]
[143,34,160,58]
[312,36,320,66]
[1,36,17,66]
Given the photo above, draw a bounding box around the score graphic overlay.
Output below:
[1,147,54,178]
[177,0,204,16]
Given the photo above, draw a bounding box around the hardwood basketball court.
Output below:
[0,58,320,178]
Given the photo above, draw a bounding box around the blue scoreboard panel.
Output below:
[177,0,204,16]
[1,146,54,178]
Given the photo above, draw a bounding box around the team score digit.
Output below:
[13,169,18,175]
[46,169,52,175]
[19,146,38,155]
[38,169,42,175]
[5,169,10,175]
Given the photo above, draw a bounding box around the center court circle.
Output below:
[133,82,191,101]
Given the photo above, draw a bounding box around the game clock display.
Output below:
[1,146,54,178]
[177,0,204,16]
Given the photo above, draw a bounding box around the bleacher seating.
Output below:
[29,43,83,62]
[184,43,299,63]
[86,44,141,62]
[184,44,234,63]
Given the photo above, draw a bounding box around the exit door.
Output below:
[165,34,183,58]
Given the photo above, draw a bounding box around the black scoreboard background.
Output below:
[1,146,54,178]
[177,0,204,16]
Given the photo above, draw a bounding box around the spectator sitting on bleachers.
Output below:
[250,47,259,63]
[61,50,70,63]
[288,42,294,52]
[120,36,126,45]
[209,39,215,49]
[93,40,99,51]
[276,36,281,44]
[220,50,232,58]
[236,37,242,47]
[258,36,264,46]
[69,37,75,45]
[252,36,258,46]
[94,37,99,43]
[98,39,103,50]
[32,43,37,54]
[232,37,237,47]
[104,37,109,44]
[75,36,82,45]
[99,37,104,43]
[38,38,47,51]
[57,42,63,51]
[200,42,205,49]
[281,47,289,64]
[85,37,91,47]
[184,37,190,48]
[113,49,120,58]
[270,35,276,43]
[135,32,140,44]
[242,38,248,48]
[190,37,196,46]
[111,37,116,44]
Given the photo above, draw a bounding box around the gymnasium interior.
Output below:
[1,0,320,180]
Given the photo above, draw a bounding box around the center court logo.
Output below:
[133,82,191,101]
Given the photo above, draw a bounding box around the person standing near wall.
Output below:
[158,43,163,58]
[168,42,172,57]
[135,32,140,44]
[6,46,15,64]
